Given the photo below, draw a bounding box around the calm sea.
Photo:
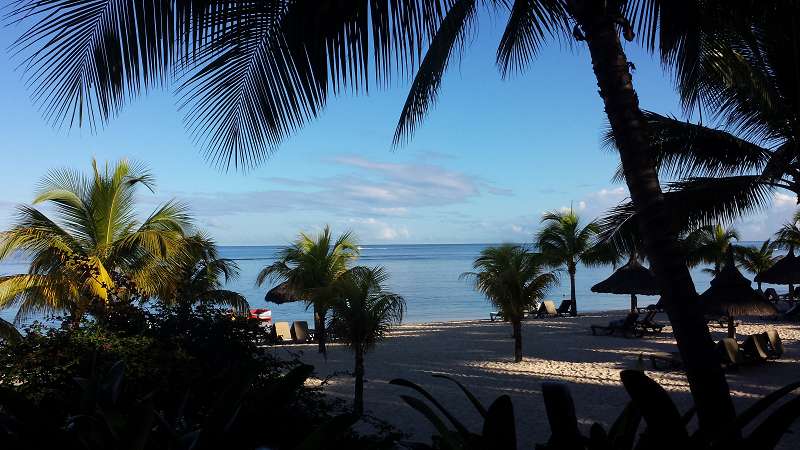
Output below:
[1,243,765,326]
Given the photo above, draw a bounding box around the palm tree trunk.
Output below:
[314,305,327,355]
[512,319,522,362]
[568,268,577,316]
[354,347,365,415]
[569,1,736,434]
[789,284,795,301]
[630,294,637,312]
[727,316,736,339]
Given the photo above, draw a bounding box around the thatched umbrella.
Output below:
[702,251,777,338]
[265,281,301,304]
[755,247,800,301]
[591,258,660,312]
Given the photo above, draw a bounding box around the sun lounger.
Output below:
[762,329,784,358]
[649,351,683,370]
[716,338,745,368]
[635,310,664,334]
[274,322,293,343]
[291,321,313,342]
[555,300,573,316]
[590,312,643,338]
[741,335,769,364]
[536,300,559,318]
[489,311,504,321]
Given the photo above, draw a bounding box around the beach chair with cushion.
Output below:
[291,321,313,343]
[649,351,683,371]
[274,322,293,343]
[763,329,784,359]
[741,335,769,364]
[716,338,745,368]
[536,301,559,318]
[556,300,573,317]
[590,312,643,338]
[635,310,664,335]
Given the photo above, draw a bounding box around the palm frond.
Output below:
[393,0,477,145]
[496,0,566,77]
[0,317,22,343]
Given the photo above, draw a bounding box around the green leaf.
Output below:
[619,370,689,446]
[741,395,800,450]
[397,395,464,450]
[390,378,470,435]
[293,413,358,450]
[481,395,516,450]
[541,382,583,448]
[432,373,487,418]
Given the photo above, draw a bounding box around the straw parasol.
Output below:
[701,250,777,337]
[265,281,301,304]
[755,246,800,300]
[591,258,660,312]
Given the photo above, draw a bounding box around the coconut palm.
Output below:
[328,266,405,415]
[8,0,751,429]
[683,224,741,276]
[736,240,776,291]
[535,210,609,316]
[461,244,557,362]
[257,225,358,355]
[160,233,249,315]
[0,159,191,324]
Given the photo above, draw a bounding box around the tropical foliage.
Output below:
[390,371,800,450]
[0,305,399,450]
[461,244,557,362]
[737,240,777,290]
[257,225,359,355]
[535,210,610,316]
[774,210,800,251]
[329,266,406,416]
[0,159,191,323]
[157,233,249,315]
[682,224,741,275]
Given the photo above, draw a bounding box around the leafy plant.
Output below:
[391,370,800,450]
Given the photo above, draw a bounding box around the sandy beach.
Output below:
[272,311,800,449]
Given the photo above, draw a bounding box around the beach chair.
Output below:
[649,351,683,370]
[741,335,769,364]
[762,329,784,359]
[291,321,313,343]
[536,301,559,318]
[636,310,664,334]
[716,338,745,368]
[556,300,573,317]
[490,311,505,321]
[590,312,643,338]
[274,322,293,343]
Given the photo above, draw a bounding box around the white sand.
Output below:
[270,312,800,449]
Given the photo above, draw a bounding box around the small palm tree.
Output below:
[535,210,605,316]
[0,159,191,323]
[329,266,405,416]
[257,225,358,355]
[160,233,249,315]
[736,240,776,291]
[461,244,557,363]
[683,224,741,275]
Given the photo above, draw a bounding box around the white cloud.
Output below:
[347,217,410,241]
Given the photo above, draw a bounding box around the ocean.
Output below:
[1,243,741,326]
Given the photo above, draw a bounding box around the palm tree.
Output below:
[683,224,741,276]
[8,0,748,429]
[328,266,405,416]
[535,210,607,316]
[160,233,249,315]
[461,244,557,362]
[0,159,191,324]
[257,225,359,355]
[736,240,776,291]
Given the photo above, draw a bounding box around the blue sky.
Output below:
[0,10,793,245]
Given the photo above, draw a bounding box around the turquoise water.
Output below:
[1,243,761,325]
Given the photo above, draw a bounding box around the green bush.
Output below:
[0,304,401,449]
